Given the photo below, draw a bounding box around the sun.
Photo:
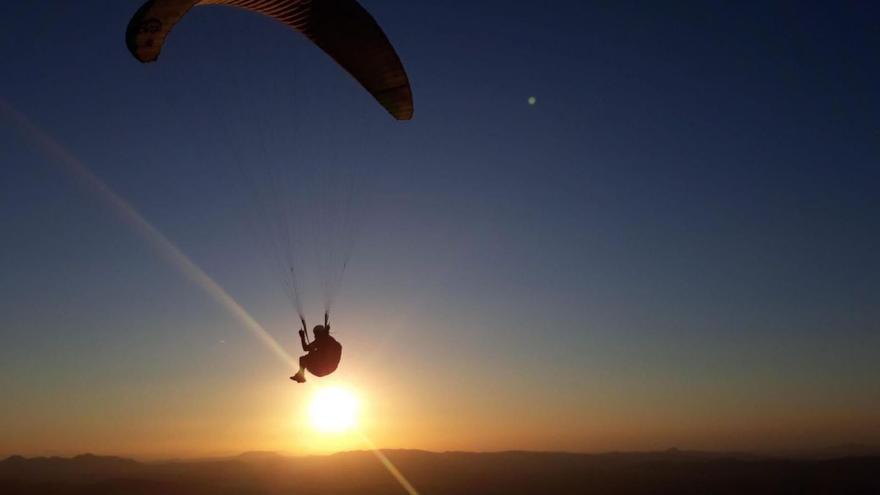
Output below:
[308,387,359,433]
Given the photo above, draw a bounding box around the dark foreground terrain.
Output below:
[2,449,879,494]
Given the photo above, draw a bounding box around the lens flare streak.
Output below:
[360,433,420,495]
[5,99,418,494]
[1,99,296,369]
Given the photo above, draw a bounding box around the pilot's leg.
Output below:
[291,354,308,383]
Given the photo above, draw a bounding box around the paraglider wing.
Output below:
[126,0,413,120]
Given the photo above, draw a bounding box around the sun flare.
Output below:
[308,387,359,433]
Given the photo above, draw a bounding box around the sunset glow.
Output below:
[2,0,879,473]
[309,387,359,433]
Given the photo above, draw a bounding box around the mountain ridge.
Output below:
[3,448,880,494]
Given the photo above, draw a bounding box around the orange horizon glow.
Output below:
[3,102,878,464]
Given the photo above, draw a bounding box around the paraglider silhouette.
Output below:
[126,0,413,381]
[291,313,342,383]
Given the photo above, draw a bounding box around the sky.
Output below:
[1,1,879,459]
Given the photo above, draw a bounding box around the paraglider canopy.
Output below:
[126,0,414,120]
[125,0,413,341]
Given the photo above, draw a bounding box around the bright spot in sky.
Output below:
[528,96,536,106]
[309,387,359,433]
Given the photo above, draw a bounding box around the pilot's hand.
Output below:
[298,330,305,338]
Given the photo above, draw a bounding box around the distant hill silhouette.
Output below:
[3,449,880,494]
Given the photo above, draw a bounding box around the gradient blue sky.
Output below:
[1,1,879,457]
